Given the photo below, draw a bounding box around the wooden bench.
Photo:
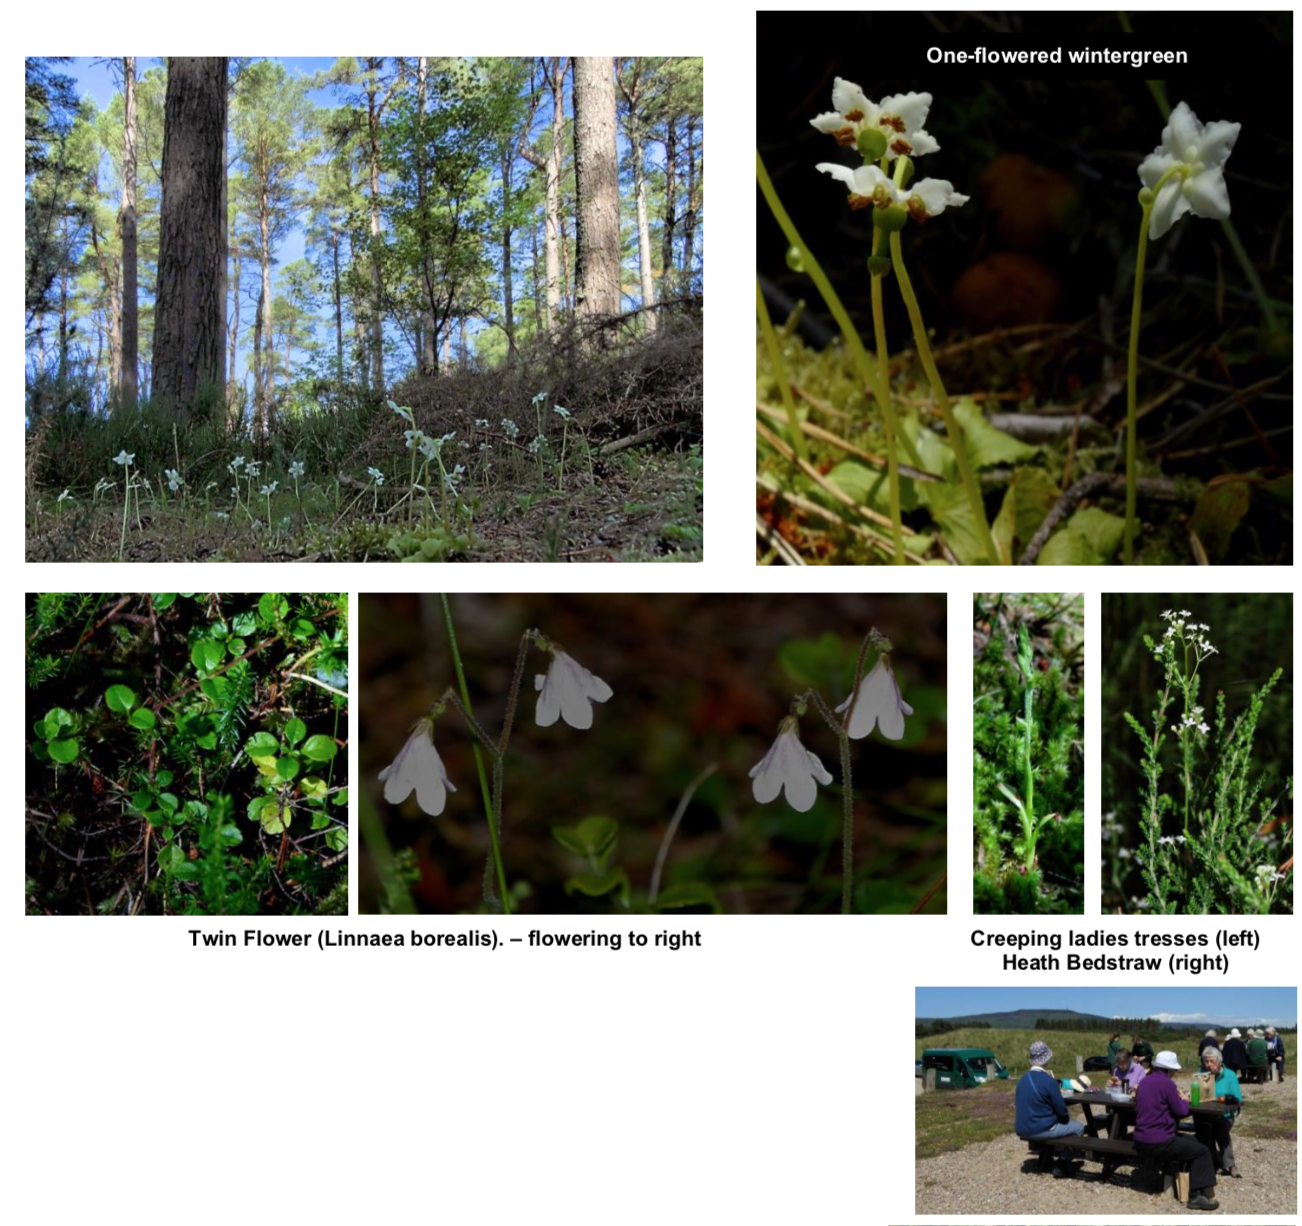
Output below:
[1241,1065,1270,1084]
[1027,1137,1190,1200]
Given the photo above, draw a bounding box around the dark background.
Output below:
[1100,592,1292,909]
[757,10,1292,378]
[360,593,947,914]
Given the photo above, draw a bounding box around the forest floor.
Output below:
[26,313,703,563]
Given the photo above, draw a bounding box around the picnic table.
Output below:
[1062,1089,1236,1141]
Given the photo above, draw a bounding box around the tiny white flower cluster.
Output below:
[1158,835,1188,846]
[1172,706,1210,737]
[528,435,545,455]
[228,455,246,475]
[1254,863,1288,885]
[474,418,490,428]
[246,460,262,479]
[501,418,520,439]
[165,468,184,492]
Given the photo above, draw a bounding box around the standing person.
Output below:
[1132,1033,1155,1066]
[1015,1040,1085,1179]
[1198,1029,1221,1058]
[1107,1032,1123,1062]
[1223,1029,1248,1074]
[1195,1048,1242,1178]
[1265,1027,1286,1082]
[1133,1051,1219,1211]
[1246,1030,1269,1078]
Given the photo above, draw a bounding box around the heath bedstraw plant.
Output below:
[1124,608,1290,914]
[749,628,912,913]
[812,79,997,566]
[1124,104,1240,564]
[376,596,613,915]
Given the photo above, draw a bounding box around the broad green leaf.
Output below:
[226,637,246,657]
[331,787,349,807]
[284,718,307,747]
[563,867,630,900]
[1189,479,1252,562]
[247,796,276,820]
[551,814,618,860]
[144,810,165,827]
[48,738,80,764]
[158,793,179,814]
[825,459,920,515]
[131,788,153,812]
[258,593,288,623]
[197,732,218,750]
[275,756,300,782]
[310,809,331,830]
[105,685,137,713]
[210,621,229,640]
[191,640,225,672]
[44,707,74,733]
[151,593,177,610]
[33,720,48,739]
[653,882,722,913]
[155,769,174,787]
[325,828,348,853]
[232,611,257,636]
[1036,507,1126,566]
[954,399,1038,469]
[991,467,1059,565]
[200,677,229,702]
[220,824,243,847]
[129,707,157,731]
[245,732,279,756]
[301,734,338,762]
[776,633,853,693]
[291,618,315,640]
[31,740,50,762]
[923,483,990,565]
[299,775,327,799]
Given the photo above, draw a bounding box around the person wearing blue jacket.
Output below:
[1015,1040,1084,1178]
[1265,1027,1286,1082]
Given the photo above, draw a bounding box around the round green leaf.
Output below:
[31,740,50,763]
[284,718,307,747]
[131,788,153,812]
[210,621,229,640]
[232,611,257,636]
[325,827,349,853]
[33,719,48,740]
[129,707,157,731]
[245,731,279,756]
[226,637,246,657]
[44,707,74,733]
[155,769,174,788]
[299,775,327,798]
[105,685,137,713]
[151,593,177,610]
[275,755,300,782]
[191,640,224,672]
[158,792,179,814]
[258,593,288,623]
[48,738,80,764]
[301,735,338,762]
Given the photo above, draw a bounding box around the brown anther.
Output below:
[906,198,929,223]
[833,127,856,147]
[847,194,872,211]
[843,109,865,122]
[882,115,906,133]
[890,138,912,155]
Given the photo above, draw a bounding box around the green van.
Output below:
[917,1047,1010,1088]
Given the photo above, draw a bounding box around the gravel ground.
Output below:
[916,1079,1297,1215]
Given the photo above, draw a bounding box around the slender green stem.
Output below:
[439,593,510,914]
[869,228,904,564]
[1125,203,1152,564]
[756,278,810,463]
[888,231,998,565]
[756,150,922,474]
[840,732,854,914]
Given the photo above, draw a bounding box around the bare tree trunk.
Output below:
[519,59,566,332]
[573,57,622,323]
[500,145,516,358]
[682,116,699,290]
[153,57,228,413]
[352,291,368,391]
[459,315,468,370]
[252,280,265,431]
[617,60,656,332]
[331,229,344,383]
[118,56,138,406]
[661,114,678,303]
[259,193,275,428]
[559,206,572,316]
[416,57,437,376]
[440,326,450,373]
[228,248,241,389]
[530,221,543,333]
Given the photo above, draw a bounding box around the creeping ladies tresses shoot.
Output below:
[1123,103,1240,564]
[375,613,613,914]
[749,629,914,912]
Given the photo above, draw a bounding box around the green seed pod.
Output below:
[866,254,892,278]
[1138,186,1155,207]
[872,204,909,232]
[895,155,915,190]
[784,244,806,273]
[857,128,887,161]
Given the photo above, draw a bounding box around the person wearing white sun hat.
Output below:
[1134,1050,1219,1210]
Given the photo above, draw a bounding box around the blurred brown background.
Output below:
[360,593,947,914]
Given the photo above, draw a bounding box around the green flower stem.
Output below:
[888,231,999,565]
[839,731,854,914]
[868,226,904,564]
[757,150,922,482]
[756,278,810,463]
[439,593,510,914]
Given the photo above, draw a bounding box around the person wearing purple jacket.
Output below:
[1132,1050,1219,1211]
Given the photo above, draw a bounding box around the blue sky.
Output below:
[916,986,1297,1027]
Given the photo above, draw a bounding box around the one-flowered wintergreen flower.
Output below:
[816,162,967,222]
[810,79,940,161]
[1138,101,1240,240]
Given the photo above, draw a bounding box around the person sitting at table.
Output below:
[1107,1032,1123,1063]
[1194,1047,1242,1179]
[1109,1047,1146,1093]
[1246,1030,1269,1079]
[1265,1027,1286,1082]
[1198,1029,1221,1058]
[1223,1029,1248,1074]
[1132,1033,1155,1066]
[1133,1050,1219,1211]
[1015,1040,1085,1179]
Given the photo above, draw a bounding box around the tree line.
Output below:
[25,56,703,426]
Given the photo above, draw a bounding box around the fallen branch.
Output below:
[1018,473,1182,565]
[597,422,678,455]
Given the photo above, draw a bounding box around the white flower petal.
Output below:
[879,91,932,135]
[1148,178,1190,240]
[1163,101,1201,159]
[815,161,858,189]
[378,726,454,816]
[810,111,851,135]
[909,129,940,157]
[1196,119,1240,169]
[535,651,611,730]
[1138,150,1179,190]
[1183,167,1231,221]
[831,77,872,121]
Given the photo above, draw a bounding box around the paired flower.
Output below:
[535,649,613,731]
[811,80,939,161]
[260,481,278,497]
[379,721,456,816]
[836,655,914,741]
[1138,101,1239,240]
[749,718,833,813]
[816,161,968,222]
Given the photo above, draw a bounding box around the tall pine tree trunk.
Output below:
[416,57,437,376]
[259,194,275,429]
[331,229,344,383]
[501,145,515,358]
[367,95,385,392]
[117,56,138,406]
[530,221,543,333]
[631,117,656,330]
[661,115,678,303]
[153,57,228,413]
[682,116,699,290]
[228,249,241,390]
[573,57,621,323]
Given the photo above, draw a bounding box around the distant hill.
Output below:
[916,1008,1106,1029]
